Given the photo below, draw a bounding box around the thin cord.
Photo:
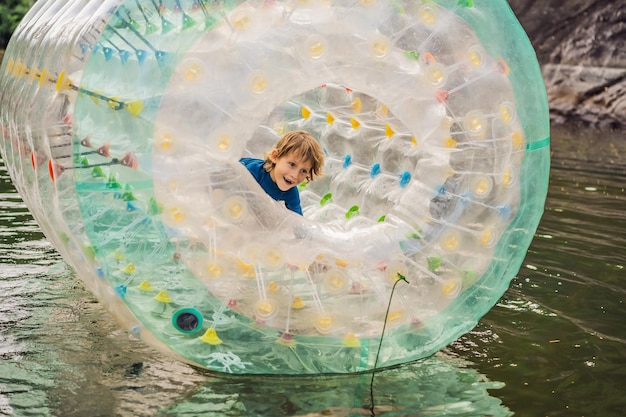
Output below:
[369,273,409,415]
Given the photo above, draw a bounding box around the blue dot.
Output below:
[343,154,352,168]
[400,171,411,188]
[370,163,381,178]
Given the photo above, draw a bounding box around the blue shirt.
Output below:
[239,158,303,215]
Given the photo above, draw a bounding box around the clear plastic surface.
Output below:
[0,0,549,374]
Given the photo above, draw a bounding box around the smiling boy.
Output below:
[239,130,324,215]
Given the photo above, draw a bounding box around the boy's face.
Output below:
[269,150,312,191]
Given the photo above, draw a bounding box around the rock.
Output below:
[508,0,626,128]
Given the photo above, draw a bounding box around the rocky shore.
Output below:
[509,0,625,129]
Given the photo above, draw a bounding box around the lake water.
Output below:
[1,123,624,417]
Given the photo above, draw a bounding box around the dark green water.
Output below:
[1,124,624,417]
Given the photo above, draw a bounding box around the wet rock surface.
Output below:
[508,0,625,128]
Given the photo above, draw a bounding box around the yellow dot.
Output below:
[343,332,361,347]
[305,35,326,59]
[169,207,185,223]
[376,104,388,118]
[325,270,346,293]
[334,257,348,268]
[420,6,436,25]
[428,66,446,86]
[217,135,231,152]
[154,290,172,303]
[443,280,459,296]
[472,177,491,197]
[468,48,483,67]
[511,131,524,150]
[385,123,395,138]
[315,315,333,334]
[385,261,407,282]
[268,281,279,292]
[500,102,515,123]
[442,232,459,250]
[233,12,251,31]
[370,37,389,59]
[301,107,311,119]
[249,73,267,94]
[158,132,173,151]
[291,296,305,309]
[464,111,485,136]
[444,137,457,148]
[351,97,362,113]
[503,167,515,186]
[255,300,276,319]
[206,263,221,277]
[481,229,496,246]
[263,247,283,269]
[388,310,403,321]
[182,60,204,82]
[122,263,136,274]
[228,202,243,218]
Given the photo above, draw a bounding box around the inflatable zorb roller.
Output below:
[0,0,550,374]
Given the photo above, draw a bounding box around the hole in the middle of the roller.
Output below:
[248,83,419,223]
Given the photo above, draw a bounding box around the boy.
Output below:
[240,130,324,215]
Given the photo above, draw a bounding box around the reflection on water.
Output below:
[447,124,626,416]
[1,123,625,416]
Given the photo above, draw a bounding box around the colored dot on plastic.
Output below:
[345,205,359,219]
[206,263,222,277]
[441,232,459,250]
[181,59,204,82]
[428,64,446,86]
[306,35,325,59]
[503,166,516,186]
[481,228,496,247]
[464,111,486,136]
[233,11,251,31]
[471,176,492,198]
[420,6,436,25]
[444,137,457,148]
[263,247,284,269]
[157,132,174,151]
[154,290,172,303]
[224,196,247,221]
[400,171,411,188]
[315,315,333,334]
[443,280,460,297]
[511,131,524,150]
[468,47,483,67]
[249,73,268,94]
[255,300,276,319]
[291,296,305,309]
[351,97,362,113]
[198,328,222,345]
[370,36,389,59]
[169,207,186,223]
[217,135,232,151]
[370,163,381,178]
[500,102,515,123]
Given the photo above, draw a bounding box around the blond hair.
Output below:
[263,130,324,182]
